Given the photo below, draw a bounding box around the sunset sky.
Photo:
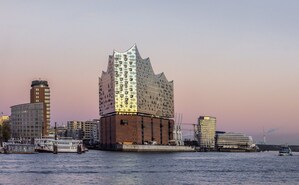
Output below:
[1,1,298,144]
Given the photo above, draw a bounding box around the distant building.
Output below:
[10,103,44,138]
[216,132,254,151]
[48,125,67,138]
[56,125,67,137]
[67,121,84,139]
[99,45,174,147]
[82,119,101,144]
[82,120,99,141]
[197,116,216,149]
[30,80,50,136]
[82,120,94,141]
[67,120,99,142]
[90,119,100,144]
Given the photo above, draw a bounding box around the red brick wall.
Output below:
[100,114,174,145]
[30,87,48,136]
[115,115,138,144]
[142,116,151,143]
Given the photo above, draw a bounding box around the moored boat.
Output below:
[279,145,293,156]
[1,142,36,154]
[35,138,86,153]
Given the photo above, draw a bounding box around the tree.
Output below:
[0,121,11,142]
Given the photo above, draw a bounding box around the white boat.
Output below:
[279,146,293,156]
[2,142,36,154]
[35,138,85,153]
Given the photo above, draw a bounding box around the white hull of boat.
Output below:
[35,138,84,153]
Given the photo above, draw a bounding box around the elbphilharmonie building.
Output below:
[99,45,174,118]
[99,45,174,146]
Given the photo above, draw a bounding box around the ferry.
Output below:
[35,138,85,153]
[1,142,36,154]
[278,145,293,156]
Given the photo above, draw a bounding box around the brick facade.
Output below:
[100,114,174,146]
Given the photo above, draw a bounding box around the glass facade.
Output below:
[11,103,44,138]
[99,45,174,118]
[197,116,216,148]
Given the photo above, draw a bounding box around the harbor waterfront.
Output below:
[0,150,298,185]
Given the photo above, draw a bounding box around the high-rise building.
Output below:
[11,103,44,138]
[197,116,216,149]
[30,80,50,136]
[99,45,174,146]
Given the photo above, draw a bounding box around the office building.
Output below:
[82,119,100,144]
[30,80,50,136]
[10,103,44,138]
[99,45,174,146]
[91,120,100,143]
[67,120,99,142]
[197,116,216,149]
[67,121,84,139]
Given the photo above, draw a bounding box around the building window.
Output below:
[120,120,128,125]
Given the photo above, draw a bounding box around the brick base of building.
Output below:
[100,114,174,147]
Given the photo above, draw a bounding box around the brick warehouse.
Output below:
[99,45,174,148]
[101,114,174,146]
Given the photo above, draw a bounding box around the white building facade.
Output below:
[216,132,254,149]
[99,45,174,118]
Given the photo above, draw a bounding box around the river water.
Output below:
[0,150,298,185]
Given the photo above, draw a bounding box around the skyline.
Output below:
[1,1,299,144]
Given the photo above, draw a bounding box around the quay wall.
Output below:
[257,144,299,152]
[101,144,195,152]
